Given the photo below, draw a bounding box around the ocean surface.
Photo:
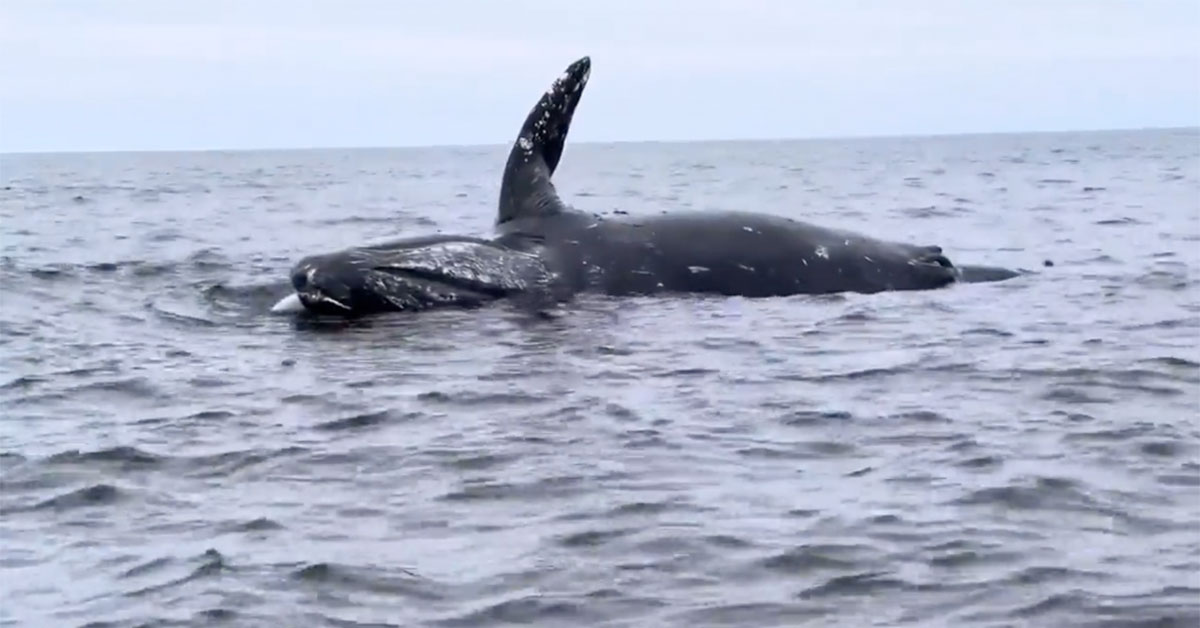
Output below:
[1,128,1198,627]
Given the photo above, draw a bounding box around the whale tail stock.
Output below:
[497,56,592,226]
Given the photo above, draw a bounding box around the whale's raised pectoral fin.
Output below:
[497,56,592,226]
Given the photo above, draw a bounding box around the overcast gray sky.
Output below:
[1,0,1197,153]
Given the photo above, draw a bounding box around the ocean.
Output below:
[2,128,1198,627]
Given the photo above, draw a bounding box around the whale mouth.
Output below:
[296,289,353,312]
[288,268,501,316]
[288,263,359,315]
[906,251,963,283]
[923,254,954,269]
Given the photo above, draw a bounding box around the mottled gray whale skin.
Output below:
[281,233,566,317]
[495,56,1021,298]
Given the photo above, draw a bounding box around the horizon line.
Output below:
[1,124,1196,158]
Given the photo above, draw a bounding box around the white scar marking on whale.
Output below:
[815,246,829,259]
[688,266,710,274]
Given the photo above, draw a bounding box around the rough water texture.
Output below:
[2,128,1198,627]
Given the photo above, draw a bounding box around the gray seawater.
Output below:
[2,128,1199,628]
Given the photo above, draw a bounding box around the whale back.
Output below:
[496,56,591,226]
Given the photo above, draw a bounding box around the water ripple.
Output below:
[1,131,1198,627]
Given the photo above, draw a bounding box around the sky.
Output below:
[1,0,1198,153]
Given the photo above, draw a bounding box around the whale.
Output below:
[493,55,1023,298]
[272,55,1022,319]
[274,233,569,317]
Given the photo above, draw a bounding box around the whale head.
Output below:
[281,235,562,317]
[288,252,381,316]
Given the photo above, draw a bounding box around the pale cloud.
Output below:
[1,0,1197,152]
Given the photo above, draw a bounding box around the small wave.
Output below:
[26,264,77,280]
[119,556,174,580]
[953,483,1070,510]
[1040,387,1113,404]
[946,479,1177,536]
[1003,565,1111,586]
[440,475,588,502]
[218,517,285,533]
[0,374,48,390]
[433,594,593,627]
[1095,217,1145,226]
[291,562,443,600]
[126,261,176,277]
[185,247,232,271]
[796,570,911,599]
[31,483,125,511]
[181,446,308,478]
[425,450,519,471]
[737,440,857,460]
[313,215,413,226]
[607,499,699,517]
[126,548,226,598]
[0,452,25,473]
[1136,269,1194,291]
[621,428,680,450]
[314,409,424,431]
[1137,439,1192,458]
[889,410,951,423]
[557,527,637,548]
[201,280,295,317]
[962,326,1014,338]
[781,365,915,383]
[64,377,169,402]
[145,301,219,328]
[5,258,183,281]
[900,205,964,218]
[924,540,1023,569]
[778,409,856,427]
[759,544,867,573]
[184,409,236,421]
[1158,473,1200,487]
[604,402,641,421]
[44,446,164,470]
[671,602,831,626]
[1062,424,1152,443]
[967,584,1200,626]
[955,455,1004,470]
[416,390,548,406]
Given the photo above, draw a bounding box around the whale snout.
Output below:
[565,56,591,87]
[289,257,357,314]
